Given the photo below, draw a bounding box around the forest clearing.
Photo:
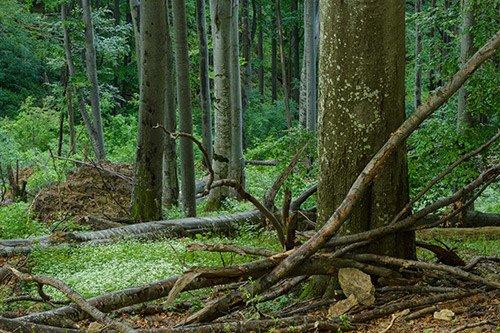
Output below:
[0,0,499,332]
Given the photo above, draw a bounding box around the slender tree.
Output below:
[271,32,278,101]
[172,0,197,217]
[457,0,475,132]
[82,0,106,160]
[414,0,423,108]
[275,0,292,128]
[195,0,213,162]
[163,0,180,207]
[130,0,167,221]
[290,0,300,102]
[129,0,141,80]
[317,0,415,273]
[241,0,252,112]
[61,4,76,155]
[256,0,264,97]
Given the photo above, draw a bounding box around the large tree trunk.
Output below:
[317,0,415,260]
[457,0,475,132]
[195,0,213,163]
[81,0,106,161]
[206,0,245,210]
[414,0,423,108]
[172,0,197,217]
[130,0,167,221]
[163,0,180,208]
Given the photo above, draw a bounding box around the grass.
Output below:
[0,202,48,239]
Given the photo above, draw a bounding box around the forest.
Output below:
[0,0,499,331]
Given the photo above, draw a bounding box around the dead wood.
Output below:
[0,316,82,333]
[290,183,317,211]
[450,320,496,333]
[348,254,500,289]
[415,241,466,266]
[245,159,278,166]
[464,255,500,271]
[186,243,275,257]
[4,264,136,333]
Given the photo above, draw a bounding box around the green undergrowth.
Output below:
[0,202,48,239]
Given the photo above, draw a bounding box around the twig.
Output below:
[155,126,214,195]
[450,320,496,333]
[464,256,500,271]
[290,183,317,211]
[52,155,132,182]
[3,265,136,333]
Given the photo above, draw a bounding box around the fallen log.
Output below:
[0,316,81,333]
[17,252,393,326]
[0,211,262,256]
[245,159,279,166]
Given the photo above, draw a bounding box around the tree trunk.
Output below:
[163,0,180,208]
[130,0,167,221]
[457,0,475,132]
[290,0,300,103]
[241,0,252,112]
[82,0,106,161]
[303,0,318,132]
[256,0,264,97]
[129,0,141,82]
[428,0,438,91]
[61,5,76,155]
[414,0,422,108]
[195,0,213,163]
[271,29,278,101]
[317,0,415,263]
[275,0,292,128]
[172,0,197,217]
[206,0,245,210]
[229,0,245,188]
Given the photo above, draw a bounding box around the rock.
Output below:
[87,322,105,333]
[433,309,455,321]
[338,268,375,306]
[328,294,359,317]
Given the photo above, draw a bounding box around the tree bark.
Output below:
[241,0,252,112]
[303,0,318,131]
[271,26,278,101]
[290,0,300,103]
[414,0,423,108]
[82,0,106,160]
[206,0,246,210]
[256,0,264,97]
[163,1,180,207]
[457,0,475,132]
[129,0,141,83]
[275,0,292,128]
[195,0,213,163]
[172,0,197,217]
[130,0,167,221]
[317,0,414,259]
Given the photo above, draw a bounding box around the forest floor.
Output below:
[1,164,499,332]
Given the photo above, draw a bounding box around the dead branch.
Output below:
[348,254,500,289]
[450,320,496,333]
[391,130,499,224]
[264,141,309,209]
[187,243,275,257]
[415,241,466,266]
[290,183,317,211]
[52,155,132,183]
[3,264,136,333]
[463,256,500,271]
[0,316,82,333]
[4,294,70,305]
[245,159,278,166]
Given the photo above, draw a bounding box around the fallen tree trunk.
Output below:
[0,211,261,256]
[17,253,393,326]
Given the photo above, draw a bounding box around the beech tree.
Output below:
[457,0,475,132]
[81,0,106,160]
[172,0,197,217]
[317,0,415,260]
[206,0,245,210]
[130,0,167,221]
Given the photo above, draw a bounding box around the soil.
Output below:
[31,163,133,223]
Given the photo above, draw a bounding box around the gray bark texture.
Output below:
[130,0,167,221]
[82,0,106,160]
[206,0,245,210]
[317,0,414,258]
[163,2,180,207]
[414,0,422,108]
[457,0,475,132]
[172,0,197,217]
[196,0,213,163]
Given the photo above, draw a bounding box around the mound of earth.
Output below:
[32,163,133,223]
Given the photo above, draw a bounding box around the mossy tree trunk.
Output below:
[317,0,415,258]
